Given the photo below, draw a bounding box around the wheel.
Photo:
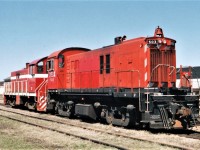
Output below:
[105,105,136,127]
[57,101,74,118]
[9,99,16,107]
[27,102,36,110]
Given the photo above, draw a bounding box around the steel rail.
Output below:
[0,111,129,150]
[0,106,193,150]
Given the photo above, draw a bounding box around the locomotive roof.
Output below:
[48,47,90,59]
[11,67,28,76]
[29,56,48,65]
[4,77,11,82]
[104,36,175,49]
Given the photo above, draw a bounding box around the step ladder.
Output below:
[158,105,171,129]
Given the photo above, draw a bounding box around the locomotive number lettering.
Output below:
[148,40,157,44]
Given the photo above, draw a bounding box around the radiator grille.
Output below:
[150,49,176,85]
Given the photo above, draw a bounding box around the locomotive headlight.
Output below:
[158,40,162,43]
[163,40,166,44]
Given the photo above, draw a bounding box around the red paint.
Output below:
[47,27,176,90]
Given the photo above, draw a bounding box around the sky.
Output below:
[0,0,200,81]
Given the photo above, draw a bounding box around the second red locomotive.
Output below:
[4,27,199,129]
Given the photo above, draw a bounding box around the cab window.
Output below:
[47,59,54,71]
[37,61,44,73]
[29,65,35,74]
[58,55,64,68]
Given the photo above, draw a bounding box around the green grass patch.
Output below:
[0,133,42,149]
[0,117,44,149]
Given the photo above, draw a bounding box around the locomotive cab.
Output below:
[27,57,48,111]
[46,47,90,90]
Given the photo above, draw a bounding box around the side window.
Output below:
[100,55,104,74]
[106,54,110,74]
[37,61,43,73]
[29,65,34,74]
[16,72,20,79]
[47,59,54,71]
[58,55,64,68]
[46,61,48,72]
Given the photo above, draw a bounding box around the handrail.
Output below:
[35,77,47,92]
[66,69,141,111]
[115,69,141,111]
[36,79,48,102]
[67,68,141,90]
[68,69,109,91]
[146,64,175,111]
[149,64,175,87]
[150,64,175,80]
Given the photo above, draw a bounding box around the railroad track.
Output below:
[0,105,195,150]
[179,131,200,140]
[150,127,200,141]
[0,108,129,150]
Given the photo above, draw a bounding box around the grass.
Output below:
[0,134,41,149]
[0,116,114,150]
[0,117,44,149]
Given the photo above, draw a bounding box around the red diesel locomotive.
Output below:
[4,27,199,129]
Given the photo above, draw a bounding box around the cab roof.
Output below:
[29,56,48,65]
[48,47,90,59]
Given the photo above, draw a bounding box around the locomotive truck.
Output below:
[4,27,199,129]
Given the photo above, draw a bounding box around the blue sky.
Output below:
[0,0,200,81]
